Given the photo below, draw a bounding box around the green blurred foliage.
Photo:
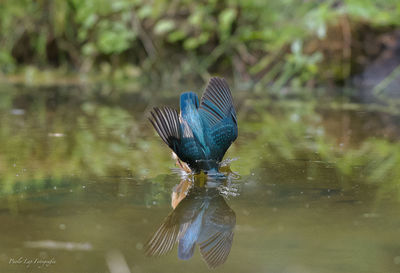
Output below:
[1,0,400,86]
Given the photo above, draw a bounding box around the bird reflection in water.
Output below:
[145,165,238,268]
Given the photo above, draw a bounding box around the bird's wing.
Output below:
[198,77,238,161]
[199,77,237,127]
[149,106,181,154]
[198,230,234,268]
[144,210,180,256]
[197,195,236,268]
[145,187,206,257]
[149,106,204,168]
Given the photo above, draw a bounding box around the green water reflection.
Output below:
[0,83,400,272]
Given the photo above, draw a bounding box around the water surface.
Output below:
[0,84,399,273]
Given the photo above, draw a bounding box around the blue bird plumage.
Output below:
[149,77,238,172]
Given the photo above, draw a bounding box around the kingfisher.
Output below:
[149,77,238,173]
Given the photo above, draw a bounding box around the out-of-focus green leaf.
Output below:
[168,30,187,42]
[154,19,175,35]
[183,32,210,50]
[218,8,237,41]
[97,23,136,54]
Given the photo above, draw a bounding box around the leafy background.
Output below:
[1,0,400,90]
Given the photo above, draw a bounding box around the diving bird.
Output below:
[149,77,238,173]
